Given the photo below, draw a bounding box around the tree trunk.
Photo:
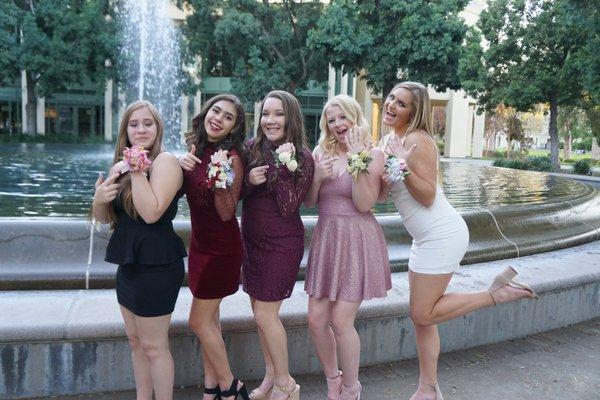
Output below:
[25,71,37,135]
[563,133,572,160]
[485,133,497,151]
[548,96,560,171]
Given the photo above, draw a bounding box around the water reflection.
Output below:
[0,144,594,217]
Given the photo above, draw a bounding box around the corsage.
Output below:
[346,150,372,180]
[274,142,299,172]
[384,155,411,182]
[121,146,152,176]
[207,150,235,189]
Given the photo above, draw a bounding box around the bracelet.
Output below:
[346,149,372,181]
[384,155,411,182]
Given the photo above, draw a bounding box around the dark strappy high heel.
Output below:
[204,385,221,400]
[220,378,250,400]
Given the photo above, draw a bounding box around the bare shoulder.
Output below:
[405,131,436,153]
[152,152,182,172]
[312,145,325,158]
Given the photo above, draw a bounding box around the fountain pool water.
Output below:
[0,143,593,218]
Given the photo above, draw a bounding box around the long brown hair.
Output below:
[109,100,164,226]
[184,94,247,160]
[248,90,309,170]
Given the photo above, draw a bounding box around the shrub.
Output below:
[573,159,591,175]
[492,155,552,172]
[492,149,507,158]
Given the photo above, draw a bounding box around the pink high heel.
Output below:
[326,370,342,400]
[340,381,361,400]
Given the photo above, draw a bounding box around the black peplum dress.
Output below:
[105,195,187,317]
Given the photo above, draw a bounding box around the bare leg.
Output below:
[250,298,275,398]
[135,313,176,400]
[307,297,339,378]
[252,299,296,400]
[329,301,361,389]
[189,298,243,399]
[120,306,153,400]
[199,308,221,399]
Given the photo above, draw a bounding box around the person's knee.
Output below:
[140,339,164,361]
[410,307,435,326]
[307,310,329,333]
[253,307,277,330]
[126,332,141,350]
[330,314,352,336]
[189,314,213,338]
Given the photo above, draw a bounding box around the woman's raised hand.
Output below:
[93,172,120,206]
[248,165,269,186]
[179,144,202,171]
[386,136,416,161]
[345,126,371,155]
[314,153,338,182]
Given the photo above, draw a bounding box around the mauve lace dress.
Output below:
[241,139,315,302]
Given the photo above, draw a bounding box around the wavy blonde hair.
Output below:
[317,94,370,155]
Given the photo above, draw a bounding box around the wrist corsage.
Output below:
[121,146,152,176]
[274,142,299,172]
[385,155,411,182]
[207,150,235,190]
[346,150,372,180]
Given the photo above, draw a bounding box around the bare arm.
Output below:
[303,146,336,208]
[92,172,120,223]
[130,152,183,224]
[392,132,437,207]
[214,155,243,221]
[352,147,385,212]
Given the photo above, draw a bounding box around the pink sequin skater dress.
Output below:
[305,172,391,302]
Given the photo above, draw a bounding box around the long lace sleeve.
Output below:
[214,155,243,221]
[273,149,315,218]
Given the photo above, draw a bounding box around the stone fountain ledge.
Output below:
[1,241,600,399]
[1,184,600,290]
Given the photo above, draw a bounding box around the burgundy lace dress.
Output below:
[183,144,244,299]
[241,139,315,302]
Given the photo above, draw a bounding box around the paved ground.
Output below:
[37,318,600,400]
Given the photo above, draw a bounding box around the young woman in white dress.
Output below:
[378,81,537,400]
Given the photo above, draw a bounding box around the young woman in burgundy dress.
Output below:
[179,94,249,400]
[242,90,315,400]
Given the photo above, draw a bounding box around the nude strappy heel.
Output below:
[272,380,300,400]
[419,381,444,400]
[488,266,539,305]
[326,370,343,400]
[340,381,361,400]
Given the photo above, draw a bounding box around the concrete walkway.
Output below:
[34,318,600,400]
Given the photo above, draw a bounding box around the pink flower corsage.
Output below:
[121,146,152,176]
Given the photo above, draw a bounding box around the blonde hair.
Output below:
[317,94,370,155]
[111,100,164,226]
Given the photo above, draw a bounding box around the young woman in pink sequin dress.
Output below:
[304,95,391,400]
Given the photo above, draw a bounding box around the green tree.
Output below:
[0,0,117,134]
[459,0,590,171]
[558,106,591,159]
[308,0,469,100]
[181,0,328,103]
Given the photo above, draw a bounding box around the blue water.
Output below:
[0,143,593,217]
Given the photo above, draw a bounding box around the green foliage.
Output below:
[492,155,552,172]
[573,159,592,175]
[182,0,328,103]
[493,149,507,159]
[0,1,117,94]
[573,137,592,151]
[309,0,469,98]
[459,0,593,171]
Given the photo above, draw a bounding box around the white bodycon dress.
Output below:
[383,134,469,274]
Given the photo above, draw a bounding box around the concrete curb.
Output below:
[1,241,599,398]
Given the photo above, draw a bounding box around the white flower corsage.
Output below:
[346,150,372,181]
[274,142,299,172]
[207,150,235,190]
[385,155,411,182]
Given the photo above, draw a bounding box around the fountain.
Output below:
[118,0,184,149]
